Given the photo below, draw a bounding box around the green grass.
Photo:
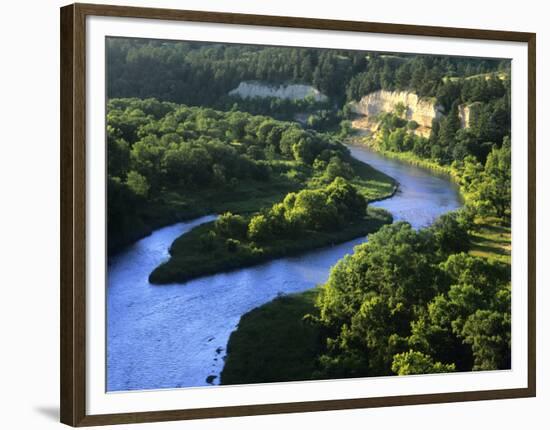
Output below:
[156,175,301,219]
[148,153,396,283]
[110,163,310,253]
[350,139,511,265]
[149,206,392,284]
[112,155,396,254]
[348,158,398,202]
[443,71,508,83]
[221,288,322,385]
[470,217,511,265]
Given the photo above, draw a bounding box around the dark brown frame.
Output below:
[60,2,536,427]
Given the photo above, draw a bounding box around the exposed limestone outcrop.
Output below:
[229,81,328,102]
[458,104,470,128]
[350,90,444,138]
[458,102,481,129]
[350,90,477,138]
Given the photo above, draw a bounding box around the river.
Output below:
[106,145,462,391]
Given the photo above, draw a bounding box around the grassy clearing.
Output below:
[350,139,511,264]
[110,163,310,253]
[470,217,511,265]
[148,153,396,283]
[348,158,397,201]
[149,207,392,284]
[444,71,508,83]
[221,288,322,385]
[153,174,301,220]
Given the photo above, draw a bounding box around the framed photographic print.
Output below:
[60,2,536,426]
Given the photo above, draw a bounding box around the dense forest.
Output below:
[222,213,510,384]
[107,98,394,252]
[313,64,513,378]
[108,38,508,123]
[314,215,510,379]
[107,38,512,382]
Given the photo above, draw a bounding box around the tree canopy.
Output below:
[314,214,510,378]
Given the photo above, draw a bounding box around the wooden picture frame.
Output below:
[60,2,536,426]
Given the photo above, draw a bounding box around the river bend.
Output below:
[107,145,462,391]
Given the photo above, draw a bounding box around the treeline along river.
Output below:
[107,144,462,391]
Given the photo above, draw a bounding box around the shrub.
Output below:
[391,350,455,375]
[225,238,240,253]
[430,212,470,255]
[247,214,271,242]
[215,212,248,239]
[323,156,354,182]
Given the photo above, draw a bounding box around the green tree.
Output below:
[437,101,461,164]
[286,189,337,231]
[215,212,248,239]
[461,309,511,370]
[316,222,443,376]
[107,133,130,178]
[477,139,511,219]
[391,350,455,375]
[394,102,407,117]
[325,177,367,222]
[247,214,271,242]
[429,212,470,255]
[126,170,149,197]
[323,156,354,181]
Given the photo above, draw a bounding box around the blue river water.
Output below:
[107,144,462,391]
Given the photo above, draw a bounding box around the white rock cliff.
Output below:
[229,81,328,102]
[458,103,476,129]
[350,90,444,138]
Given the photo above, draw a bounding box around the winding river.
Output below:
[107,145,462,392]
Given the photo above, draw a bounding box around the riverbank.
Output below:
[149,206,392,284]
[110,152,396,256]
[221,288,322,385]
[220,217,510,386]
[148,152,397,284]
[348,137,510,263]
[109,172,305,254]
[346,137,461,183]
[220,139,510,386]
[108,140,466,390]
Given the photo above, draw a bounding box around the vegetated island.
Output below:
[149,181,392,284]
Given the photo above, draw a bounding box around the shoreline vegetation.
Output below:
[221,288,322,385]
[348,137,510,265]
[221,133,511,386]
[149,168,396,284]
[149,206,392,284]
[348,138,461,182]
[105,39,512,387]
[107,98,396,255]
